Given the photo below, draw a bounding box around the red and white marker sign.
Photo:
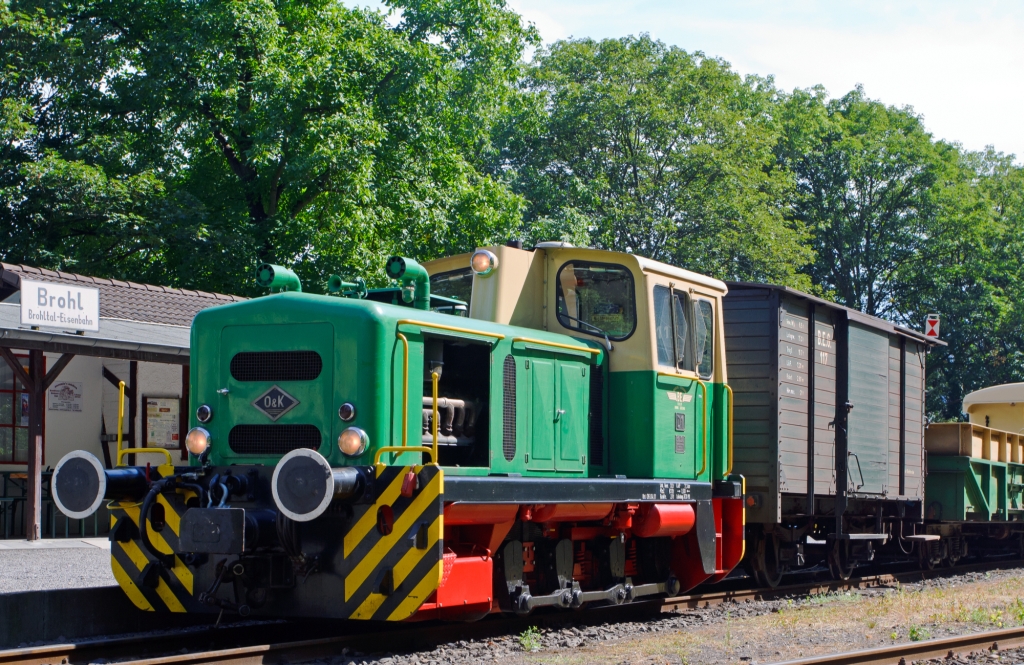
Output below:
[925,314,940,338]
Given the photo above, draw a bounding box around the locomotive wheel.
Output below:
[752,532,784,588]
[827,540,855,580]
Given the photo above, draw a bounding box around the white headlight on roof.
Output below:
[470,250,498,276]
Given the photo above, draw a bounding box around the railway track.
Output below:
[2,559,1022,665]
[771,625,1024,665]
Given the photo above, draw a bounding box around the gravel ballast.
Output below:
[289,565,1024,665]
[0,541,115,593]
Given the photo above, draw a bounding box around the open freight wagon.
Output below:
[723,283,942,584]
[920,383,1024,566]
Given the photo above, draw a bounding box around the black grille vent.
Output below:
[589,364,605,466]
[502,355,516,462]
[228,424,321,456]
[230,351,322,382]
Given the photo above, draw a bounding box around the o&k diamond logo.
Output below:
[252,385,299,421]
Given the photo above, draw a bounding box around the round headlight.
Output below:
[338,402,356,422]
[470,249,498,276]
[338,427,368,457]
[185,427,211,456]
[196,404,212,423]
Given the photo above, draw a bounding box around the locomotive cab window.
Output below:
[556,261,636,341]
[654,286,692,371]
[694,299,714,379]
[430,268,473,305]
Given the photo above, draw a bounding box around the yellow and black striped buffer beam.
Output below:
[337,464,444,621]
[108,496,195,613]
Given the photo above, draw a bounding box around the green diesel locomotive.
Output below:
[52,244,744,620]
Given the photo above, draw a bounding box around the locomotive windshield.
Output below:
[556,261,636,340]
[430,267,473,304]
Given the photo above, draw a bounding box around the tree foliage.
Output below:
[497,36,811,287]
[2,12,1024,419]
[1,0,535,293]
[775,86,953,316]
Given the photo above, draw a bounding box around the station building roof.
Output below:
[0,263,245,364]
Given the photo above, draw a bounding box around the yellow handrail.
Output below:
[431,367,440,463]
[725,383,735,476]
[375,446,435,465]
[656,372,708,478]
[695,378,709,478]
[116,380,124,462]
[117,447,172,465]
[115,379,173,466]
[511,337,600,356]
[396,332,409,448]
[397,319,505,341]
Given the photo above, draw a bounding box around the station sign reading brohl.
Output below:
[20,279,100,332]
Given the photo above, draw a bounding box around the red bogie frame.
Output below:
[415,497,745,621]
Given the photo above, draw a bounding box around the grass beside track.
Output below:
[520,569,1024,664]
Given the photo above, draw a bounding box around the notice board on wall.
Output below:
[144,396,180,449]
[48,381,84,412]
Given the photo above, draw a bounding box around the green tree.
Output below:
[496,35,811,286]
[1,0,535,293]
[776,86,953,317]
[898,149,1024,419]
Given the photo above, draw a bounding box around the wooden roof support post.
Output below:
[0,347,74,540]
[26,350,44,541]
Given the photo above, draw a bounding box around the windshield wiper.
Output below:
[558,313,613,352]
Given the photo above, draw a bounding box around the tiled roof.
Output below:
[0,263,246,327]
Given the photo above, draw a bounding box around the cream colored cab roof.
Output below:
[963,383,1024,411]
[633,256,728,294]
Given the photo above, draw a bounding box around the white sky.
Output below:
[354,1,1024,160]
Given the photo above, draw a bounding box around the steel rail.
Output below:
[769,626,1024,665]
[2,559,1022,665]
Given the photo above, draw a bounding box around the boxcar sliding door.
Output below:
[846,322,890,495]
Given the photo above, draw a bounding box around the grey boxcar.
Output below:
[723,283,942,584]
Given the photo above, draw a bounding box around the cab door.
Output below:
[651,284,700,478]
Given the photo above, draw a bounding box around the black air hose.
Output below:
[138,478,176,567]
[177,482,206,507]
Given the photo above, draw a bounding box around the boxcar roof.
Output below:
[725,281,946,347]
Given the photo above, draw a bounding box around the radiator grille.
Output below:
[502,355,516,462]
[589,364,605,465]
[228,424,321,456]
[230,351,322,382]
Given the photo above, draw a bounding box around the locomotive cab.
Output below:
[424,244,734,482]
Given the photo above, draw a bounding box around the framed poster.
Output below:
[144,396,180,449]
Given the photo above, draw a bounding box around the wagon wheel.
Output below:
[945,540,962,568]
[752,531,784,588]
[917,540,937,570]
[828,540,855,580]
